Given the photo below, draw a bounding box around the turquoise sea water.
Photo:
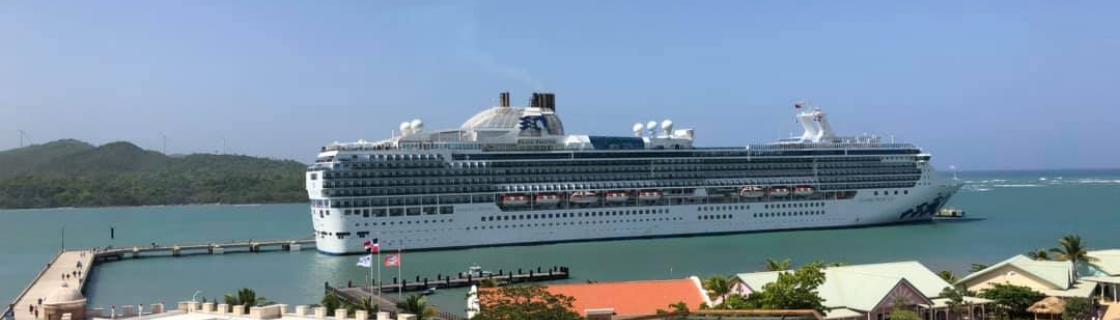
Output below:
[2,169,1118,315]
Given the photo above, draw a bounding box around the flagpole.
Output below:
[397,246,403,300]
[376,241,380,308]
[376,235,381,308]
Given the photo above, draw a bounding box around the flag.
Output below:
[356,254,373,268]
[364,239,380,254]
[384,254,401,268]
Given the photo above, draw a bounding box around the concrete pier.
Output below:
[9,250,94,320]
[5,238,316,320]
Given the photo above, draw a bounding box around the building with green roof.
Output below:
[735,261,991,320]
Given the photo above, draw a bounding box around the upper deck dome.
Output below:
[461,107,565,135]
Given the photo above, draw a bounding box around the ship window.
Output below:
[389,208,404,216]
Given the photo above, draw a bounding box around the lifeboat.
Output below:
[535,193,561,206]
[569,191,599,204]
[768,187,791,197]
[638,190,662,201]
[500,194,529,206]
[739,186,765,198]
[793,186,815,197]
[605,191,630,202]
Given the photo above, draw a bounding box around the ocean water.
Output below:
[2,169,1118,315]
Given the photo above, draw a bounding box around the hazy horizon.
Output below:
[3,1,1118,170]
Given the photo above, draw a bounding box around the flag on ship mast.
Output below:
[364,239,380,254]
[356,254,373,268]
[384,254,401,268]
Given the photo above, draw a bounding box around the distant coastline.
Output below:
[0,139,306,210]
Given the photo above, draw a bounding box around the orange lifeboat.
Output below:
[605,191,630,203]
[793,186,815,197]
[638,190,663,201]
[500,194,529,206]
[739,186,765,198]
[768,187,790,197]
[535,193,561,206]
[570,191,599,204]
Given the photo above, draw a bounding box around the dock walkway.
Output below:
[9,250,94,320]
[5,238,314,320]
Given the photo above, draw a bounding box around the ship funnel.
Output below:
[530,92,556,111]
[499,92,511,107]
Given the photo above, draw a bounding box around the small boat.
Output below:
[535,193,561,206]
[570,191,599,204]
[793,186,815,197]
[936,208,966,218]
[467,265,494,277]
[739,186,765,198]
[605,191,629,202]
[500,194,529,206]
[768,187,790,197]
[422,287,438,296]
[638,190,662,201]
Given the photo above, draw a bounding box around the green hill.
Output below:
[0,139,307,209]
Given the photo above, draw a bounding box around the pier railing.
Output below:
[3,250,62,320]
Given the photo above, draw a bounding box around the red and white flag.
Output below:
[364,239,380,254]
[384,254,401,268]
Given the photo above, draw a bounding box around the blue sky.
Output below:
[1,1,1117,170]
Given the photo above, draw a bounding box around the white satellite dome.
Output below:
[410,119,424,133]
[632,123,645,136]
[645,121,658,131]
[661,120,674,134]
[399,122,412,135]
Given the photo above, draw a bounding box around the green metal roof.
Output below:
[736,261,950,312]
[957,255,1074,290]
[1088,250,1120,276]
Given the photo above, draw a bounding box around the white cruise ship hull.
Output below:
[311,179,959,254]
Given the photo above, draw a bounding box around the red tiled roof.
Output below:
[544,279,707,317]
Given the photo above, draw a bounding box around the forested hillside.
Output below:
[0,139,306,209]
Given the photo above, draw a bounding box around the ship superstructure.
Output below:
[306,93,959,254]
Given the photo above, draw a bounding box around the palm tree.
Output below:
[395,295,437,320]
[1050,234,1098,277]
[702,276,736,302]
[937,270,959,283]
[320,293,344,317]
[969,264,989,272]
[764,258,793,271]
[1026,249,1051,260]
[224,288,270,311]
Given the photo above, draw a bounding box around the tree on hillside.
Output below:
[223,288,270,311]
[1025,249,1051,260]
[764,258,793,271]
[726,262,826,313]
[1062,297,1093,320]
[937,270,959,283]
[702,275,737,302]
[977,283,1045,320]
[939,287,970,320]
[473,285,581,320]
[1049,235,1098,276]
[395,295,437,320]
[890,297,922,320]
[320,292,344,317]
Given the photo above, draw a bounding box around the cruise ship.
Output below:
[306,92,960,254]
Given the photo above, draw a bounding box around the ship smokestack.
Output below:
[530,92,556,111]
[499,92,510,107]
